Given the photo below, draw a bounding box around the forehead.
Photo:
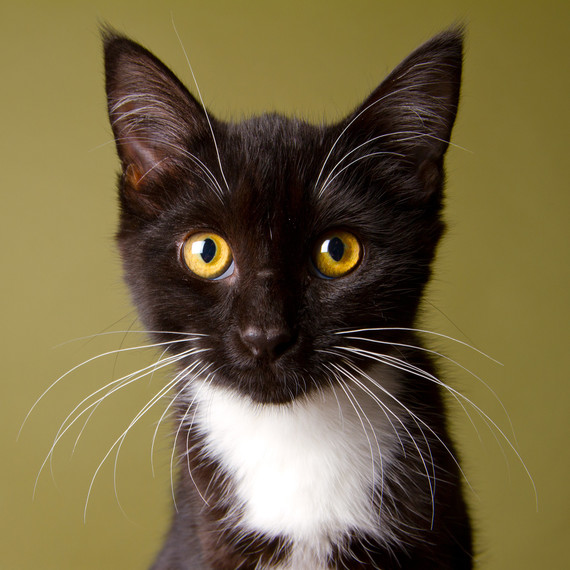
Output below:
[216,117,325,228]
[171,113,379,250]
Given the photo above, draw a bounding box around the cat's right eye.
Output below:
[182,232,234,280]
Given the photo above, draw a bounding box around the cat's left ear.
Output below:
[103,31,210,214]
[351,28,463,198]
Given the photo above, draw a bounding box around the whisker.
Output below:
[339,330,515,441]
[83,357,206,521]
[325,364,384,511]
[148,357,206,477]
[340,360,437,471]
[128,361,210,513]
[71,320,144,455]
[320,350,406,454]
[112,134,226,200]
[53,347,202,449]
[171,17,230,194]
[54,329,206,348]
[318,150,403,197]
[324,344,487,523]
[332,343,536,508]
[337,344,477,435]
[34,346,204,499]
[170,368,215,510]
[317,127,467,199]
[334,327,502,365]
[20,336,199,439]
[340,344,506,446]
[149,351,197,477]
[317,132,402,196]
[314,81,463,193]
[331,359,439,526]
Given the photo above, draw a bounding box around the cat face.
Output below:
[104,31,462,404]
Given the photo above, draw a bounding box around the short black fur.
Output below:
[104,27,471,569]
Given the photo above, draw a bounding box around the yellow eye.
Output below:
[313,230,362,278]
[182,232,234,279]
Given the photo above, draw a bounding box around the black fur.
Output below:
[104,27,472,569]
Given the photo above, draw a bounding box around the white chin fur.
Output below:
[189,377,398,564]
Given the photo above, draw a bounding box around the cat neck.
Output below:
[187,377,401,564]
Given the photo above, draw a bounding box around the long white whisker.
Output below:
[331,359,438,525]
[317,127,462,199]
[339,344,477,434]
[318,150,403,197]
[335,327,502,365]
[340,344,506,445]
[371,354,536,505]
[325,364,383,511]
[54,347,201,449]
[334,344,536,508]
[317,132,401,196]
[327,346,483,518]
[340,331,516,441]
[170,368,214,509]
[34,347,203,499]
[71,322,145,454]
[342,334,496,392]
[84,357,205,521]
[171,17,230,194]
[95,368,184,521]
[54,330,206,349]
[314,82,456,193]
[112,134,225,200]
[149,356,201,477]
[50,346,196,481]
[149,358,206,477]
[117,360,209,516]
[20,337,198,439]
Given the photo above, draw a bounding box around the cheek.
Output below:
[306,280,365,325]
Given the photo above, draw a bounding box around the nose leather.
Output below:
[240,326,293,360]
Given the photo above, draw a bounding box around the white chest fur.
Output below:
[190,381,396,564]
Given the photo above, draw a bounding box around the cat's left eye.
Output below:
[182,232,234,280]
[312,230,362,278]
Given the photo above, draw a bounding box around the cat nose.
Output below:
[240,326,294,360]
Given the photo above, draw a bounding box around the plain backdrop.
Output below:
[2,1,568,568]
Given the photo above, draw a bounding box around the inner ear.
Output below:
[104,32,211,195]
[349,28,463,184]
[116,126,171,192]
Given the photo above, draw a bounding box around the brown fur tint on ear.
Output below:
[103,29,211,205]
[124,163,144,191]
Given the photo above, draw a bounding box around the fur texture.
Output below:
[104,28,472,569]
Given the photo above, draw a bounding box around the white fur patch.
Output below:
[190,378,397,566]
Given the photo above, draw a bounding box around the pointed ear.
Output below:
[103,31,209,206]
[351,28,463,196]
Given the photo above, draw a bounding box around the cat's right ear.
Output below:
[103,31,209,215]
[346,28,463,203]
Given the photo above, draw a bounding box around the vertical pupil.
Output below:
[200,238,217,263]
[328,237,345,262]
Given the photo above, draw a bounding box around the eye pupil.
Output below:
[184,232,234,280]
[327,237,345,262]
[200,238,217,263]
[313,230,361,278]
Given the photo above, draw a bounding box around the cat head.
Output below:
[104,29,462,404]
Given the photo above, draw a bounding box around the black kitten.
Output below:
[104,27,471,569]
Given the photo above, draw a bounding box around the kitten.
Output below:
[104,27,471,569]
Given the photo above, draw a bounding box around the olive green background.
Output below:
[2,1,568,568]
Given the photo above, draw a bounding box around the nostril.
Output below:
[240,326,294,360]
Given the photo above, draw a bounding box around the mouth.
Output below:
[211,363,315,405]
